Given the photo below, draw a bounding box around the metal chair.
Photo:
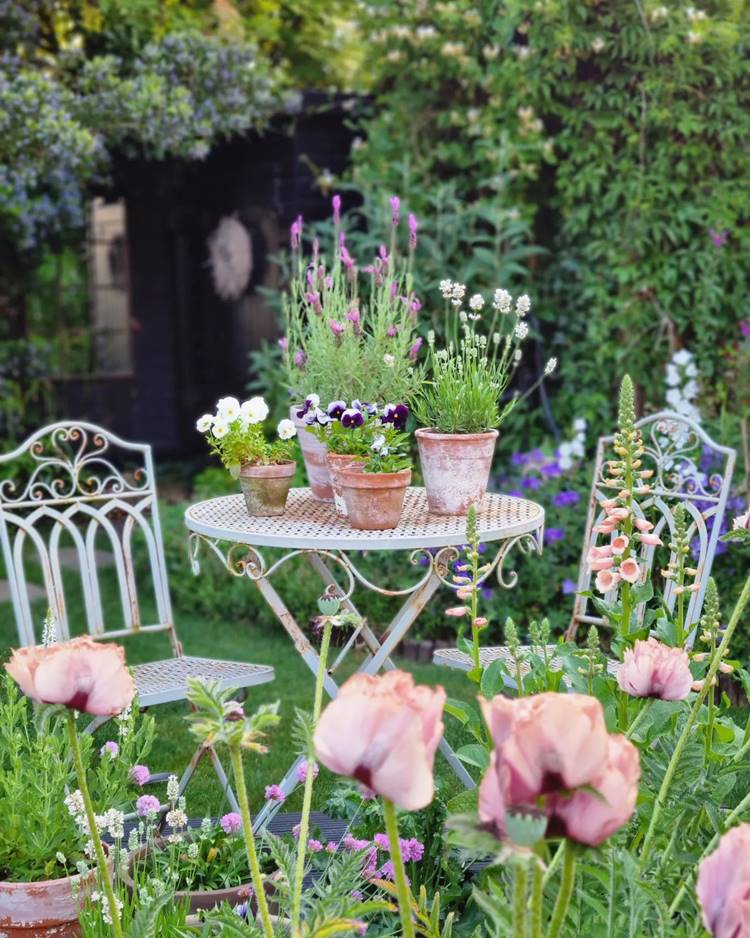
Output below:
[433,411,736,679]
[0,421,274,810]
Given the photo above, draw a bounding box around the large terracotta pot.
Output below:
[290,405,333,502]
[325,453,364,516]
[0,854,108,937]
[339,468,411,530]
[238,461,295,516]
[416,427,498,516]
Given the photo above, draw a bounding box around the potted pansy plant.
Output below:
[413,282,556,515]
[282,195,422,501]
[197,396,297,517]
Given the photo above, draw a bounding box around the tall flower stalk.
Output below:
[382,797,416,938]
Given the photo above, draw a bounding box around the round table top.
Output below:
[184,487,545,552]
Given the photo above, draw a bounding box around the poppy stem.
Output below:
[529,857,544,938]
[547,839,576,938]
[291,616,333,934]
[512,858,528,938]
[383,797,415,938]
[66,712,124,938]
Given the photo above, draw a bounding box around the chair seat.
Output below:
[134,655,275,707]
[433,645,620,681]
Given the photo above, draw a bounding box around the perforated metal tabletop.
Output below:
[184,486,545,551]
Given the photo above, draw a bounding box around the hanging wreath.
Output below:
[206,216,253,301]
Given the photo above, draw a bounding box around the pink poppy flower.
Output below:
[595,569,620,593]
[5,636,134,716]
[314,671,445,811]
[478,693,639,847]
[611,534,629,556]
[617,638,692,701]
[619,557,640,583]
[697,824,750,938]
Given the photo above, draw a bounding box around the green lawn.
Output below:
[0,556,478,820]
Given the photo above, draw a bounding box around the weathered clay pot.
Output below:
[290,405,333,501]
[416,428,498,515]
[238,461,295,516]
[339,468,411,530]
[123,842,253,914]
[0,853,109,937]
[325,453,365,516]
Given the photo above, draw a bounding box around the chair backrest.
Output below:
[568,411,736,644]
[0,421,179,653]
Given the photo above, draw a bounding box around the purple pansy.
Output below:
[327,400,347,419]
[553,490,581,508]
[342,408,365,428]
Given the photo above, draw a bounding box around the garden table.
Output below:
[184,486,544,828]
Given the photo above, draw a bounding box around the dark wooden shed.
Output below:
[55,94,356,457]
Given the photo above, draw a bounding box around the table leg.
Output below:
[307,553,476,790]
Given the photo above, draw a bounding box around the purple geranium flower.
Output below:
[541,461,562,478]
[709,227,729,248]
[511,451,527,466]
[522,476,542,490]
[544,527,565,544]
[562,578,577,595]
[553,489,581,508]
[741,320,750,340]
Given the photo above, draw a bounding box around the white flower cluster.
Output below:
[196,395,269,438]
[558,418,587,470]
[42,610,57,647]
[439,279,467,307]
[89,891,123,926]
[665,349,700,423]
[493,289,512,313]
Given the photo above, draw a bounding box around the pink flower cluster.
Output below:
[617,637,693,701]
[479,693,640,847]
[220,812,242,835]
[589,501,662,594]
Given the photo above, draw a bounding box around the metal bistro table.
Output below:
[185,486,544,828]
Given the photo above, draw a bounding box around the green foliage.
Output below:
[186,677,280,752]
[0,675,153,881]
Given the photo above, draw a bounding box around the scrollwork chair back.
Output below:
[567,411,736,645]
[0,421,179,654]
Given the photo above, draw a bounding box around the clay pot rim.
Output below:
[416,427,499,442]
[239,460,296,479]
[339,467,412,489]
[326,452,365,464]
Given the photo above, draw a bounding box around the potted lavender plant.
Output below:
[196,396,297,516]
[282,197,422,500]
[414,283,556,515]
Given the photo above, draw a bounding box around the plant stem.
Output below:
[641,573,750,865]
[383,797,415,938]
[66,713,124,938]
[291,617,333,935]
[512,859,528,938]
[228,746,275,938]
[626,699,652,739]
[547,840,576,938]
[542,840,564,889]
[529,858,544,938]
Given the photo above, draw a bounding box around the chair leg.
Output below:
[166,741,240,817]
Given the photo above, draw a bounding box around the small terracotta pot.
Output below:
[339,467,411,530]
[238,461,295,516]
[0,851,110,937]
[122,841,253,914]
[325,452,365,516]
[290,405,333,501]
[416,427,498,515]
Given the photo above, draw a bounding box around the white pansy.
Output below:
[216,396,240,421]
[196,414,213,433]
[277,419,297,440]
[469,293,485,311]
[307,393,320,408]
[212,421,229,439]
[241,396,269,425]
[371,434,386,452]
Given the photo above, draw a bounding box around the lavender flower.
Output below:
[328,319,345,339]
[332,193,341,224]
[408,212,418,248]
[390,195,400,226]
[409,337,423,361]
[290,216,302,250]
[387,325,398,337]
[341,245,355,269]
[293,349,307,369]
[278,336,289,352]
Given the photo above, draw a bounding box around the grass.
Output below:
[0,542,478,821]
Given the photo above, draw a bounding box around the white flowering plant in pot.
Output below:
[412,282,557,515]
[197,396,298,516]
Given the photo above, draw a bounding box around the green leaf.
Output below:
[456,743,490,771]
[480,658,507,698]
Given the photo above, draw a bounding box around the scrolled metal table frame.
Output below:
[184,487,545,829]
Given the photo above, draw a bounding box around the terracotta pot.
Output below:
[122,841,253,914]
[416,427,498,515]
[325,453,365,516]
[290,405,333,501]
[238,461,295,516]
[339,468,411,530]
[0,852,109,937]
